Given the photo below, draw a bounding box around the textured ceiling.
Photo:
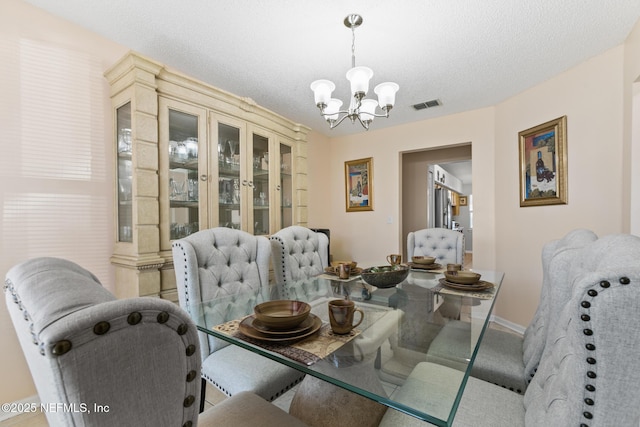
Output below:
[21,0,640,137]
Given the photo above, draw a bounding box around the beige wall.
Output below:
[307,108,497,270]
[624,20,640,235]
[493,46,626,323]
[0,0,127,404]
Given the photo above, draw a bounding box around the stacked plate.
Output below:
[238,314,322,343]
[409,256,442,271]
[439,271,493,291]
[239,300,322,343]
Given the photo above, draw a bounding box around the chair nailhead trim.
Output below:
[183,395,195,407]
[183,422,193,427]
[186,370,197,382]
[186,344,196,356]
[157,311,170,324]
[620,277,630,285]
[599,280,610,288]
[581,301,591,308]
[583,411,593,419]
[127,312,142,325]
[93,321,110,335]
[52,340,72,355]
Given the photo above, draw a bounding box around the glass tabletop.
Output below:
[191,268,503,427]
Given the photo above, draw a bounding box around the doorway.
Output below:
[401,144,472,262]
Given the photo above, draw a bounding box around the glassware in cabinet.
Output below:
[251,132,270,235]
[167,109,200,240]
[279,142,293,229]
[217,122,242,230]
[116,101,133,243]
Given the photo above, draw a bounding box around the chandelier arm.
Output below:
[318,108,351,118]
[356,115,370,130]
[329,113,352,129]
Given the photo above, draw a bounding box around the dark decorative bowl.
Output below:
[254,300,311,331]
[360,265,410,288]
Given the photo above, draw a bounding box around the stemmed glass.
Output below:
[227,140,239,166]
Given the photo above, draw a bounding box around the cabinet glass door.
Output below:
[251,133,270,235]
[279,142,293,229]
[168,109,200,240]
[218,123,242,229]
[116,101,132,242]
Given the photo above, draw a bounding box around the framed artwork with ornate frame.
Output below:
[518,116,568,207]
[345,157,373,212]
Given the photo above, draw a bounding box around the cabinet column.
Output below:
[107,55,165,298]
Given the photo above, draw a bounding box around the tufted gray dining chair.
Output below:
[381,233,640,427]
[425,228,598,394]
[269,226,329,299]
[172,228,304,407]
[5,257,309,427]
[407,227,465,267]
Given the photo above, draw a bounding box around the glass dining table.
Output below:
[191,268,504,427]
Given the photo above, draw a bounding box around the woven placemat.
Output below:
[213,318,361,366]
[432,281,496,300]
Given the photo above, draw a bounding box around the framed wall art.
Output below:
[518,116,568,207]
[345,157,373,212]
[459,196,468,206]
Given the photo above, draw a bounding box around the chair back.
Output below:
[524,234,640,426]
[522,229,598,382]
[172,227,271,356]
[270,226,329,299]
[407,228,465,266]
[5,257,202,427]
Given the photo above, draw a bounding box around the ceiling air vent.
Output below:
[413,99,442,110]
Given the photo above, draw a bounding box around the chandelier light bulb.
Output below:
[359,99,378,122]
[346,66,373,97]
[374,82,399,109]
[325,99,343,121]
[310,79,335,107]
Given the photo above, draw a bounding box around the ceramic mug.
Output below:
[387,254,402,265]
[328,299,364,335]
[336,263,351,279]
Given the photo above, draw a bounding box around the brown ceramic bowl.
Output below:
[412,256,436,265]
[254,300,311,331]
[444,271,481,285]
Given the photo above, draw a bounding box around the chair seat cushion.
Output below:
[379,362,524,427]
[426,321,527,393]
[199,391,309,427]
[202,345,304,401]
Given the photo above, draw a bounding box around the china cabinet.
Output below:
[106,51,309,300]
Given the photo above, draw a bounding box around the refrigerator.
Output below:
[434,187,452,229]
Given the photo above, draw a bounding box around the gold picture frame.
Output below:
[518,116,568,207]
[459,196,468,206]
[345,157,373,212]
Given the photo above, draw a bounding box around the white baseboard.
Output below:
[0,395,40,421]
[490,315,526,335]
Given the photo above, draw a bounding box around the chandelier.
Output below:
[310,14,399,130]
